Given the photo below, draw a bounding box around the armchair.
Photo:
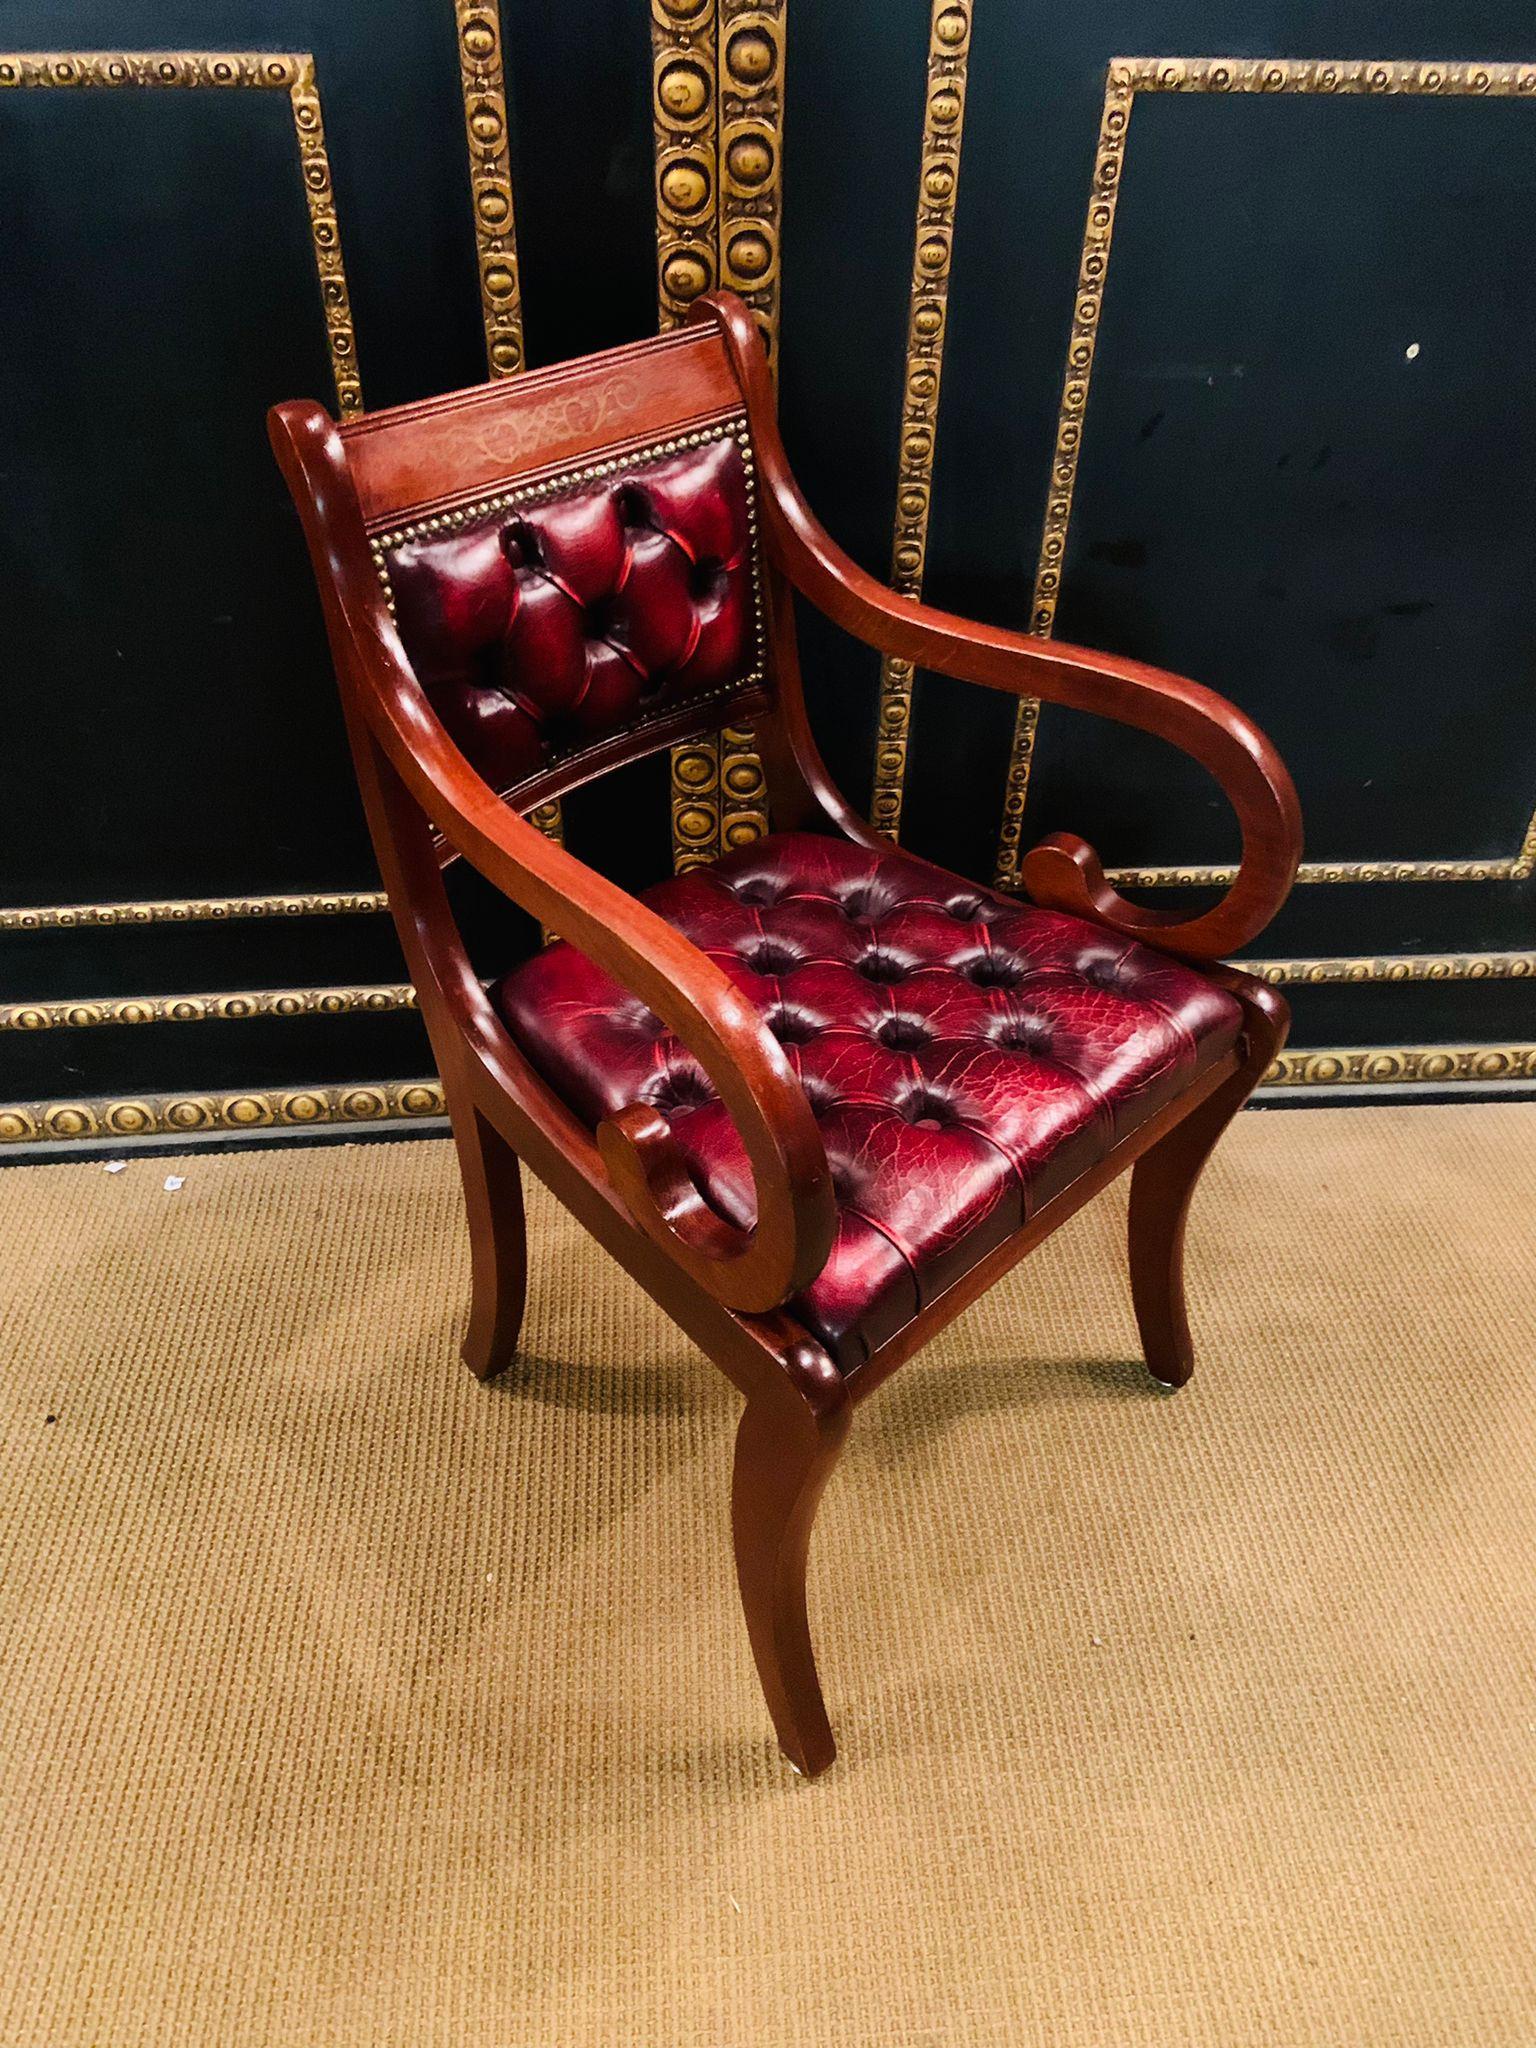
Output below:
[270,291,1301,1776]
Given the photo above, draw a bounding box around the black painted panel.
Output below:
[2,0,1533,1126]
[1042,89,1536,873]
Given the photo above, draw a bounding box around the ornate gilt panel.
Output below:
[993,55,1536,894]
[651,0,776,871]
[869,0,973,842]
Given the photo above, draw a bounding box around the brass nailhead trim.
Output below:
[993,53,1536,892]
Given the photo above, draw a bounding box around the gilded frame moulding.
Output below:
[651,0,778,872]
[0,50,360,418]
[1237,950,1536,987]
[451,5,565,851]
[454,1,526,379]
[1263,1044,1536,1088]
[0,889,388,932]
[0,985,416,1032]
[2,950,1527,1036]
[993,53,1536,895]
[0,1080,446,1146]
[869,0,974,842]
[5,1042,1533,1146]
[3,950,1530,1036]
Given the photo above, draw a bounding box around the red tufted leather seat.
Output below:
[495,831,1243,1369]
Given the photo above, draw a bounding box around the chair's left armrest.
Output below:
[699,294,1302,961]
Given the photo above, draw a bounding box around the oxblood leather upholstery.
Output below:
[494,832,1244,1370]
[382,433,757,795]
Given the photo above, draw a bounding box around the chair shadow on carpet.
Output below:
[860,1350,1171,1466]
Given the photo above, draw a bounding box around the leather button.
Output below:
[501,518,543,569]
[856,952,908,984]
[875,1015,931,1050]
[616,484,653,528]
[965,954,1024,989]
[744,941,800,976]
[767,1007,815,1044]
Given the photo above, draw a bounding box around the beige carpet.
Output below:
[1,1106,1533,2047]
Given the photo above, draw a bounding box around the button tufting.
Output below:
[993,1016,1052,1054]
[876,1015,932,1050]
[649,1067,714,1112]
[744,941,801,976]
[856,951,909,984]
[491,828,1246,1370]
[384,436,754,799]
[767,1007,816,1045]
[501,518,543,569]
[901,1087,954,1129]
[966,954,1029,989]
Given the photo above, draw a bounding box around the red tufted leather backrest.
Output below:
[370,422,763,804]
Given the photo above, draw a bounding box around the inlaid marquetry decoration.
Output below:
[0,51,360,417]
[651,0,780,870]
[994,54,1536,894]
[869,0,973,842]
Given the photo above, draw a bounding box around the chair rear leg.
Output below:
[454,1105,527,1382]
[732,1351,851,1776]
[1128,983,1287,1389]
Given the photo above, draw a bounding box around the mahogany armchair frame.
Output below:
[270,291,1301,1776]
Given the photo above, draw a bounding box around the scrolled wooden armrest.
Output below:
[267,398,834,1317]
[698,295,1302,960]
[369,647,837,1314]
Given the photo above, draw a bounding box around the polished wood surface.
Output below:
[269,293,1301,1775]
[342,324,744,528]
